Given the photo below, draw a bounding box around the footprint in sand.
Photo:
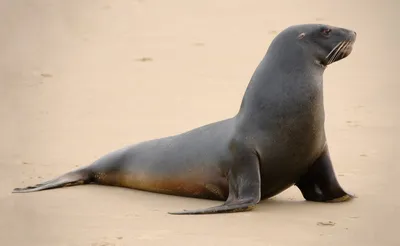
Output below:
[317,221,336,226]
[135,57,153,62]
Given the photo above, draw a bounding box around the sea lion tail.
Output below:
[12,166,93,193]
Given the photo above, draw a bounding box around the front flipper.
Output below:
[169,146,261,215]
[296,146,355,203]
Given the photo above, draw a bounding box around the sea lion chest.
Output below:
[240,74,327,198]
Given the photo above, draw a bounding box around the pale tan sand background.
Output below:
[0,0,399,245]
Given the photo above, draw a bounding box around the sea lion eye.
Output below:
[321,28,332,36]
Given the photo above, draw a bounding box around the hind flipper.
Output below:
[168,199,257,215]
[295,146,355,202]
[12,168,92,193]
[169,145,261,215]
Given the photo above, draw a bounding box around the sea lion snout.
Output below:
[315,25,357,66]
[351,30,357,42]
[338,27,357,42]
[341,29,357,57]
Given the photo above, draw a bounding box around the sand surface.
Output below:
[1,1,399,245]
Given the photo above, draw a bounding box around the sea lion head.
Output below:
[269,24,357,69]
[293,24,357,68]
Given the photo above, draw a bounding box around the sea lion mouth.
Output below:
[322,40,354,66]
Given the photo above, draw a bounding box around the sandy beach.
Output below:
[1,0,399,245]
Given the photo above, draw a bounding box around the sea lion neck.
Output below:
[236,37,325,125]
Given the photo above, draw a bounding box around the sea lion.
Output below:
[13,23,357,215]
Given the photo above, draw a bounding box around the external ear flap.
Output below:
[297,33,306,39]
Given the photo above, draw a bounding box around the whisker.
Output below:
[329,41,347,64]
[328,48,339,65]
[340,40,352,59]
[327,42,344,65]
[325,41,343,60]
[333,41,348,62]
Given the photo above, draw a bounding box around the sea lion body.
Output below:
[13,24,357,215]
[90,119,234,200]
